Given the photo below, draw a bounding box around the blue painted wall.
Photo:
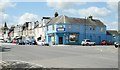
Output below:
[46,23,107,45]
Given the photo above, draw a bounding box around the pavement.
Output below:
[0,43,16,46]
[0,43,118,68]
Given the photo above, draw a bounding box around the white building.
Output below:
[34,17,51,41]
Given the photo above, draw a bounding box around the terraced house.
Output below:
[46,13,107,45]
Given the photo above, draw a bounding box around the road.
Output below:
[0,44,118,68]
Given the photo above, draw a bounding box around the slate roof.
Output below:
[47,15,106,26]
[107,30,119,35]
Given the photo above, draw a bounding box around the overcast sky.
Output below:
[0,0,119,30]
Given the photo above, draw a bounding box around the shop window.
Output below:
[69,33,79,42]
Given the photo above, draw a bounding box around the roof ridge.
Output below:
[56,16,63,23]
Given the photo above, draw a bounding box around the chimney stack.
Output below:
[54,12,59,17]
[88,16,93,19]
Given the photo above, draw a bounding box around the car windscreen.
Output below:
[86,40,90,42]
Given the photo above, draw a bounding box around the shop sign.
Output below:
[56,27,65,32]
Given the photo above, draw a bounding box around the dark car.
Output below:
[29,39,37,45]
[24,40,30,45]
[16,38,25,45]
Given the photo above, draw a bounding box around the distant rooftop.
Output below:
[107,30,119,35]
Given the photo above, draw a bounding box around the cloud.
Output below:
[18,13,40,25]
[0,0,16,26]
[79,7,111,17]
[63,7,111,18]
[0,0,16,11]
[63,9,78,15]
[47,2,73,10]
[106,1,118,11]
[106,21,118,30]
[0,12,10,25]
[47,0,86,10]
[47,1,111,18]
[46,0,118,2]
[0,12,9,20]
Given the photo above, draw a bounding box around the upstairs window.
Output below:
[92,26,96,30]
[89,26,96,31]
[100,27,104,32]
[47,26,48,31]
[68,25,71,29]
[52,25,54,30]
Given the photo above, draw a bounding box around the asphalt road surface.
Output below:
[0,44,118,68]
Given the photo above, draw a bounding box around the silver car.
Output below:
[36,40,49,46]
[114,42,120,48]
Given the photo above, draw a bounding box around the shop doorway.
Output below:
[59,37,63,44]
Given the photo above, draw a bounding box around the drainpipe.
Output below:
[85,17,86,39]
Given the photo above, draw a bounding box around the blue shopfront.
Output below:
[47,32,79,45]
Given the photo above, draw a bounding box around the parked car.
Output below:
[36,40,49,46]
[16,38,25,45]
[81,39,95,46]
[114,42,120,48]
[29,36,37,45]
[24,40,30,45]
[100,40,107,45]
[12,38,17,44]
[107,41,113,45]
[29,39,37,45]
[4,39,12,43]
[100,40,113,45]
[0,39,4,43]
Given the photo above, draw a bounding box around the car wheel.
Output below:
[115,45,118,48]
[86,43,89,46]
